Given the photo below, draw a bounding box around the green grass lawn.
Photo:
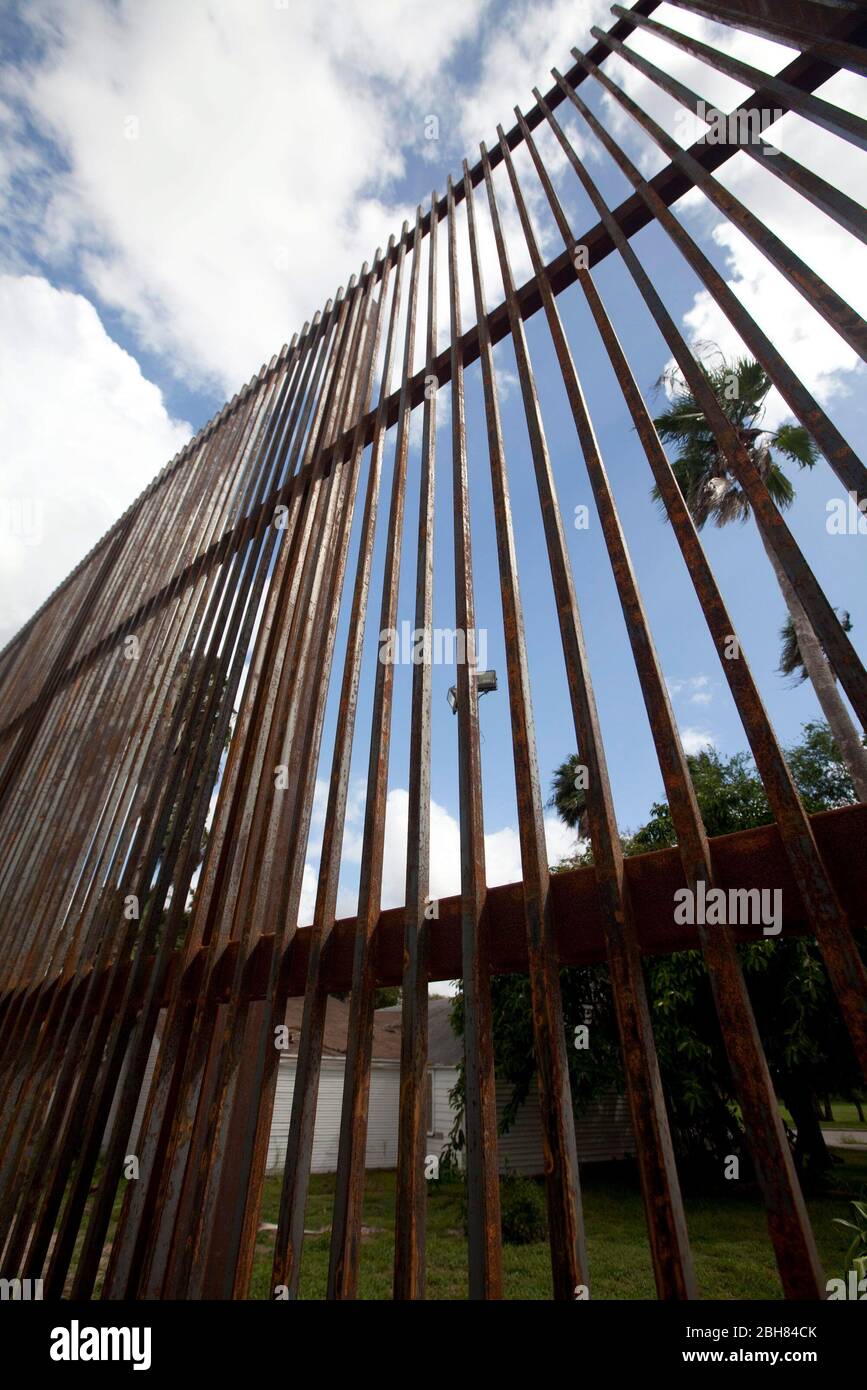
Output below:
[247,1149,867,1300]
[819,1100,867,1131]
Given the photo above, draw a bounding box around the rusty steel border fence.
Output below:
[0,0,865,1303]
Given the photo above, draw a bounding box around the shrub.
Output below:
[499,1172,547,1245]
[834,1193,867,1279]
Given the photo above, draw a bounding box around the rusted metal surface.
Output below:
[447,172,502,1300]
[505,109,823,1298]
[611,4,867,151]
[665,1,867,78]
[483,134,695,1299]
[269,231,409,1301]
[465,146,590,1301]
[535,76,867,1078]
[0,0,864,1303]
[327,212,425,1301]
[592,26,867,251]
[571,44,867,497]
[2,803,862,1014]
[393,194,438,1301]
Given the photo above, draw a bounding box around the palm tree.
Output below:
[548,754,589,836]
[652,354,867,801]
[779,609,853,683]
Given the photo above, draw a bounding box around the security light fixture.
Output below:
[447,669,498,713]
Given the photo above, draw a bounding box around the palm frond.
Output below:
[764,462,796,511]
[651,353,816,530]
[548,755,587,832]
[779,609,853,683]
[771,422,819,469]
[778,614,805,684]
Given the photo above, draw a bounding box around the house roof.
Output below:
[279,995,461,1065]
[375,997,462,1067]
[280,995,402,1059]
[428,997,463,1066]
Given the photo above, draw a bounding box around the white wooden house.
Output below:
[109,997,634,1175]
[264,1056,461,1173]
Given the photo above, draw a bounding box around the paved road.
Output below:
[823,1127,867,1149]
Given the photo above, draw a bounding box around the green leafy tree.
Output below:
[653,354,867,800]
[451,722,864,1187]
[630,729,863,1180]
[785,719,862,812]
[624,747,773,851]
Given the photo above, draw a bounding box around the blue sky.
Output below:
[1,1,865,927]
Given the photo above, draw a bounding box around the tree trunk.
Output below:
[782,1081,831,1184]
[757,521,867,801]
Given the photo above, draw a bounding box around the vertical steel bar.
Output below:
[506,107,825,1298]
[610,5,867,150]
[463,155,590,1301]
[192,250,392,1300]
[327,209,425,1301]
[592,26,867,248]
[545,72,867,740]
[270,226,409,1300]
[482,137,696,1299]
[534,82,867,1078]
[570,43,867,507]
[447,171,502,1300]
[394,191,438,1301]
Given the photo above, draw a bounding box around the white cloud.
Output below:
[305,777,331,860]
[1,0,488,395]
[0,273,190,646]
[0,0,623,408]
[491,340,520,401]
[456,0,612,155]
[385,789,578,903]
[5,0,863,662]
[297,859,319,935]
[543,813,581,867]
[300,781,579,923]
[678,213,865,428]
[477,811,579,886]
[679,726,717,756]
[667,673,712,706]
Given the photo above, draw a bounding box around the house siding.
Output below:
[495,1080,635,1174]
[267,1057,404,1174]
[428,1066,458,1158]
[105,1043,633,1179]
[265,1058,462,1174]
